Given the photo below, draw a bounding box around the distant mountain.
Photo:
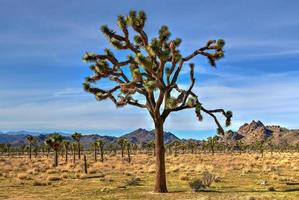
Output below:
[223,120,299,145]
[120,128,179,144]
[0,128,180,147]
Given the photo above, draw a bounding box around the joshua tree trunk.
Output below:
[154,120,168,193]
[54,150,58,167]
[29,144,32,160]
[78,142,81,160]
[100,146,104,162]
[127,145,131,164]
[84,154,88,174]
[94,147,97,162]
[65,149,68,162]
[73,148,76,164]
[121,147,124,157]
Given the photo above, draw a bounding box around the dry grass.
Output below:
[0,152,298,199]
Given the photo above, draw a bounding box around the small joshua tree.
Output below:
[82,10,232,192]
[117,138,126,157]
[72,132,82,160]
[72,143,77,164]
[124,139,131,163]
[96,139,105,162]
[45,133,63,167]
[26,135,35,160]
[92,141,98,162]
[207,136,218,155]
[63,141,70,163]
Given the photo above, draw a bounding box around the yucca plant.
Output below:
[207,136,218,155]
[26,135,35,160]
[44,133,63,167]
[96,139,105,162]
[71,132,82,160]
[117,138,126,157]
[82,10,231,192]
[63,141,70,162]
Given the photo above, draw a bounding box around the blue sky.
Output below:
[0,0,299,139]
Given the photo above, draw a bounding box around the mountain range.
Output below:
[1,121,298,147]
[0,128,179,148]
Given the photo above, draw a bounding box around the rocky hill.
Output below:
[223,120,299,145]
[120,128,179,144]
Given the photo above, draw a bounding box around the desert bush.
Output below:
[17,173,31,180]
[125,177,141,186]
[46,175,61,182]
[32,180,49,186]
[179,175,189,181]
[201,171,215,187]
[188,179,205,192]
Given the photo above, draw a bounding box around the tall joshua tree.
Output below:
[72,132,82,160]
[82,10,232,193]
[26,135,35,160]
[45,133,63,167]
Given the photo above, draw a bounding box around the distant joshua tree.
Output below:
[207,136,218,155]
[72,132,82,160]
[96,139,105,162]
[63,141,70,162]
[82,10,231,192]
[45,133,63,167]
[71,143,77,164]
[117,138,126,157]
[124,139,131,163]
[26,135,35,160]
[147,140,155,156]
[92,141,99,162]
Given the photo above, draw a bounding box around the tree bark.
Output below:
[29,144,32,160]
[154,119,168,193]
[65,149,68,163]
[54,150,58,167]
[78,142,81,160]
[100,146,104,162]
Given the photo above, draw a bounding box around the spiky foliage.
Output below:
[45,133,63,167]
[71,132,82,160]
[82,10,232,193]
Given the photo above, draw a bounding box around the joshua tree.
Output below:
[6,143,11,156]
[124,139,131,163]
[207,136,218,155]
[26,135,35,160]
[255,141,265,157]
[72,132,82,160]
[63,141,70,162]
[82,10,232,192]
[170,140,181,157]
[117,138,126,157]
[147,140,155,156]
[96,139,105,162]
[266,136,274,156]
[235,140,244,155]
[72,143,77,164]
[92,141,98,161]
[187,140,196,154]
[45,133,63,167]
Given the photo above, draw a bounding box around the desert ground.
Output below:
[0,152,298,200]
